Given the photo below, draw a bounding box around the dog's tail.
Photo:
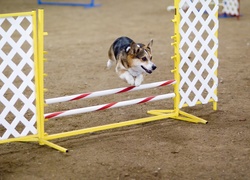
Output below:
[107,59,114,69]
[107,44,116,69]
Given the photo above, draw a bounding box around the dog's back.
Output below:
[112,37,133,60]
[108,36,133,64]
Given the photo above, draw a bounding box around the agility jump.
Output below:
[0,0,219,152]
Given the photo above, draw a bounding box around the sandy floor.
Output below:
[0,0,250,179]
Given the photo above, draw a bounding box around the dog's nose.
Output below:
[152,65,157,70]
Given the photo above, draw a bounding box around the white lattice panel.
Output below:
[222,0,239,16]
[178,0,219,108]
[0,15,37,140]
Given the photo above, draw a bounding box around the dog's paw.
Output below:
[134,81,141,87]
[119,72,135,86]
[134,74,144,87]
[126,76,135,86]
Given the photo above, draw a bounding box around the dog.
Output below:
[107,36,157,86]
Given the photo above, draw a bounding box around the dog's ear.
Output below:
[129,42,140,55]
[147,39,153,52]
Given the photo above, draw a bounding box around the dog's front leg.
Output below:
[118,70,135,86]
[134,74,144,87]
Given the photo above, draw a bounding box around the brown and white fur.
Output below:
[107,36,157,86]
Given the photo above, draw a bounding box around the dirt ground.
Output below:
[0,0,250,179]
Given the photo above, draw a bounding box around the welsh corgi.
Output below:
[107,36,157,86]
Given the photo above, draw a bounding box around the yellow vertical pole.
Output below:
[213,3,219,111]
[172,0,181,115]
[36,9,46,144]
[33,10,42,141]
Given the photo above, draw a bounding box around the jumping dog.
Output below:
[107,36,157,86]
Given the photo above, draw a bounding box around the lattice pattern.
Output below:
[222,0,239,16]
[0,15,37,140]
[178,0,219,108]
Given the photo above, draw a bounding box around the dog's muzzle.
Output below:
[141,65,157,74]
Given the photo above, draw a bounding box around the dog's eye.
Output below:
[142,57,147,61]
[150,56,153,60]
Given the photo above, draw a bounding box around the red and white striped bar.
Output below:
[45,80,176,105]
[45,93,175,119]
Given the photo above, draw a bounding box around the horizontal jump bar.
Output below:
[45,80,176,105]
[44,93,175,119]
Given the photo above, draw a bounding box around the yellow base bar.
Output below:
[148,110,207,124]
[44,113,175,141]
[0,134,39,144]
[40,139,68,153]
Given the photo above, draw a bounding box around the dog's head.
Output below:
[126,39,157,74]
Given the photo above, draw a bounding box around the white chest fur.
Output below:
[128,67,144,77]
